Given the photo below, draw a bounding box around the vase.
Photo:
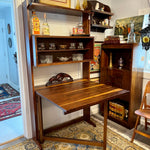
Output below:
[82,0,87,10]
[127,21,136,43]
[75,0,81,10]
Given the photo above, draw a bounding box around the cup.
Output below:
[45,55,53,63]
[38,43,45,50]
[69,43,76,49]
[78,42,84,49]
[49,43,56,50]
[40,55,46,64]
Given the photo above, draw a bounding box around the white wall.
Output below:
[111,0,149,23]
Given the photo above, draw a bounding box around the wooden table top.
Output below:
[35,79,129,114]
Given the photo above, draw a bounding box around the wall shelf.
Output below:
[91,24,113,32]
[90,9,113,32]
[32,35,94,67]
[37,59,92,67]
[91,10,113,18]
[28,2,90,16]
[37,48,89,53]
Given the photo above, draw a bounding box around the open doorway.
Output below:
[0,0,23,145]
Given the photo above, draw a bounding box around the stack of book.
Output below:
[109,101,125,120]
[104,36,120,44]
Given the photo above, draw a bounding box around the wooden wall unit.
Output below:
[22,0,93,137]
[99,43,144,129]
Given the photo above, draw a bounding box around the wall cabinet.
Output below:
[99,43,144,129]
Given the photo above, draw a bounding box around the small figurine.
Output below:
[118,57,123,69]
[100,6,105,11]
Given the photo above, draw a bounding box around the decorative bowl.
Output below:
[59,45,67,49]
[57,57,71,62]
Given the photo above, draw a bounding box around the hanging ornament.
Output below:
[140,14,150,51]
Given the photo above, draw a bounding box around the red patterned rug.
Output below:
[0,97,21,121]
[0,83,19,100]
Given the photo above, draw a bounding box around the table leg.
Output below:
[83,107,96,127]
[103,100,108,150]
[37,95,44,143]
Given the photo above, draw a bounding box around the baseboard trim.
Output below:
[0,135,24,146]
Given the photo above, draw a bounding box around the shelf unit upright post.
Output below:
[22,0,93,139]
[99,43,144,129]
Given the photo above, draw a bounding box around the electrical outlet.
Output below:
[141,56,145,61]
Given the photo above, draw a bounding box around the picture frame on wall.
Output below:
[114,15,144,43]
[39,0,71,8]
[90,42,102,73]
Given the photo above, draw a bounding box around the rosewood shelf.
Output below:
[37,49,89,53]
[92,10,113,17]
[102,43,137,49]
[91,24,113,32]
[28,2,90,16]
[37,59,92,67]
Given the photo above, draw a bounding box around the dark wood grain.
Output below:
[100,43,144,129]
[35,80,128,149]
[32,35,94,67]
[35,80,129,114]
[28,2,91,16]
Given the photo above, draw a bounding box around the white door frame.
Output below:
[13,0,33,138]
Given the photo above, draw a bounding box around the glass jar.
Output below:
[73,26,78,34]
[77,23,83,34]
[45,55,53,63]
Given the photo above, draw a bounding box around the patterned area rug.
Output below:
[0,97,21,121]
[2,117,144,150]
[0,83,19,100]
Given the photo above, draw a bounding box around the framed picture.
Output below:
[114,15,144,43]
[39,0,71,8]
[90,42,102,73]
